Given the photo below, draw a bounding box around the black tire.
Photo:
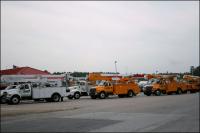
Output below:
[9,96,20,105]
[90,95,97,99]
[0,96,7,104]
[176,88,182,95]
[52,94,61,102]
[155,90,161,96]
[99,92,106,99]
[68,96,73,99]
[74,92,80,99]
[127,90,134,97]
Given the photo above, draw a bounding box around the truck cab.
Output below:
[66,80,91,99]
[5,84,32,104]
[0,85,17,103]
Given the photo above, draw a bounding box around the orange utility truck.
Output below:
[89,78,140,99]
[182,75,200,93]
[144,75,186,96]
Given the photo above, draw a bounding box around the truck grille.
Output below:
[89,88,96,95]
[3,92,7,96]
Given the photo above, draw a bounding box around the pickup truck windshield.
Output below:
[98,81,106,86]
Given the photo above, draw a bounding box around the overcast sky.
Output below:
[1,1,199,74]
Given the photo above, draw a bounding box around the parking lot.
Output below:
[1,92,199,132]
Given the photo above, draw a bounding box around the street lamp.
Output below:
[114,61,118,74]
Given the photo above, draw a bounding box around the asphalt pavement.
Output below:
[1,93,199,132]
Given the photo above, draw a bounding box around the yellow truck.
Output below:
[89,79,140,99]
[182,75,200,93]
[144,75,186,96]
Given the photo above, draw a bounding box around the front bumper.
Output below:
[89,88,97,96]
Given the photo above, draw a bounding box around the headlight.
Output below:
[7,94,12,97]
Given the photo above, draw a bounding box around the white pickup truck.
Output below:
[4,83,67,104]
[1,85,17,103]
[66,80,91,99]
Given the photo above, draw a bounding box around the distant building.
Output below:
[0,66,50,75]
[0,66,65,88]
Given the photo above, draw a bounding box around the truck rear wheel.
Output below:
[74,92,80,99]
[127,90,134,97]
[9,96,20,105]
[155,90,161,96]
[52,94,61,102]
[99,92,106,99]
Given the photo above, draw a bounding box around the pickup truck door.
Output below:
[19,84,31,97]
[106,82,113,93]
[80,82,87,92]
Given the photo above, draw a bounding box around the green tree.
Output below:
[193,66,200,76]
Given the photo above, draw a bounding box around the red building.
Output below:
[0,66,50,75]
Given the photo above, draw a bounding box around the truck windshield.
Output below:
[98,81,105,86]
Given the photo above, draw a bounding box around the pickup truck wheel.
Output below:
[52,94,60,102]
[10,96,20,105]
[74,92,80,99]
[0,96,7,104]
[155,90,161,96]
[127,90,134,97]
[99,92,106,99]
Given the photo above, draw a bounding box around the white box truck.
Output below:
[5,83,67,104]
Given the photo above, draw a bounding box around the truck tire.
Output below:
[176,88,182,95]
[155,90,161,96]
[0,96,7,104]
[9,96,20,105]
[52,94,61,102]
[127,90,134,97]
[74,92,80,99]
[99,92,106,99]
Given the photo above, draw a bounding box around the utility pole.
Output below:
[114,61,118,74]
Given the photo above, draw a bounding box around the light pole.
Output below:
[114,61,118,74]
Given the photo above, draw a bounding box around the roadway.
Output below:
[1,93,199,132]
